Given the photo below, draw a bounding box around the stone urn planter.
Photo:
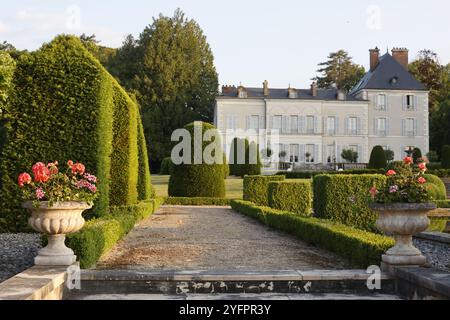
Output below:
[23,201,92,266]
[370,202,436,266]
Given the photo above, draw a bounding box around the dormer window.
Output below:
[288,88,297,99]
[390,77,398,85]
[237,86,247,99]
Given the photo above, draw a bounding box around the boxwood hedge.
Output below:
[136,109,155,201]
[243,175,285,206]
[164,197,231,206]
[0,35,153,231]
[268,181,312,216]
[231,200,394,267]
[160,157,174,175]
[313,174,387,232]
[169,122,226,198]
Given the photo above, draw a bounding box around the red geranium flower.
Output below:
[418,162,427,172]
[386,170,396,177]
[418,177,427,184]
[32,162,51,183]
[71,163,85,175]
[18,173,32,187]
[403,157,413,165]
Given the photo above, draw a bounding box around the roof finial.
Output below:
[386,46,389,54]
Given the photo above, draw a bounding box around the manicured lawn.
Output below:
[152,175,243,199]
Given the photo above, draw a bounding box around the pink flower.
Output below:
[47,162,59,175]
[369,187,378,199]
[83,173,97,183]
[418,177,427,184]
[403,157,413,165]
[386,170,396,177]
[418,162,427,172]
[36,188,45,200]
[389,185,399,193]
[18,173,32,187]
[71,163,85,175]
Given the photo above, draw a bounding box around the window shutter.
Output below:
[299,116,306,134]
[282,116,288,133]
[414,96,418,111]
[314,145,320,164]
[259,116,265,131]
[337,146,342,163]
[299,144,306,163]
[323,144,327,163]
[316,116,322,134]
[402,119,406,136]
[357,145,363,163]
[344,117,349,135]
[414,118,418,136]
[335,117,339,135]
[386,118,390,136]
[386,95,389,112]
[246,116,250,130]
[323,117,327,135]
[403,95,407,111]
[356,117,362,135]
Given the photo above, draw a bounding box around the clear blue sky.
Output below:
[1,0,449,88]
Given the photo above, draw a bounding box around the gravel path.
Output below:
[98,206,351,271]
[414,239,450,272]
[0,233,41,283]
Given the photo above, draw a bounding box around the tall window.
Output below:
[226,115,236,130]
[377,94,387,111]
[290,116,298,134]
[306,116,315,134]
[272,116,282,131]
[405,118,415,136]
[290,144,299,163]
[348,117,357,135]
[406,95,416,110]
[327,116,336,135]
[249,115,259,130]
[377,118,387,136]
[305,144,315,163]
[327,144,335,163]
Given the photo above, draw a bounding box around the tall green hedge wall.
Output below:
[243,175,285,206]
[137,109,155,200]
[0,35,153,232]
[313,174,387,232]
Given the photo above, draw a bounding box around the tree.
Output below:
[313,50,365,92]
[409,50,445,113]
[79,34,117,68]
[442,145,450,169]
[109,9,219,169]
[384,149,395,163]
[0,51,15,152]
[368,146,387,168]
[0,41,27,60]
[430,94,450,154]
[341,149,358,163]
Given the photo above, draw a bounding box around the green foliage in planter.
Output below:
[164,197,231,206]
[442,145,450,169]
[313,174,387,232]
[243,175,285,206]
[66,198,164,268]
[136,111,154,200]
[423,174,447,200]
[0,35,152,232]
[268,181,312,216]
[231,200,394,267]
[160,157,174,175]
[169,122,225,198]
[368,146,387,169]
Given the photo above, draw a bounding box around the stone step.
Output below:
[65,269,398,299]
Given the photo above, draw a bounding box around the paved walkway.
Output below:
[97,206,350,271]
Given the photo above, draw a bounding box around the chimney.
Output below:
[263,80,269,96]
[221,85,235,94]
[369,47,380,72]
[391,48,409,69]
[310,81,318,97]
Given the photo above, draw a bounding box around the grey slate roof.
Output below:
[218,87,363,101]
[350,53,427,94]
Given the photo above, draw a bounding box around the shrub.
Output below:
[66,198,163,268]
[243,175,285,206]
[229,137,239,176]
[384,149,395,163]
[368,146,387,169]
[413,148,423,163]
[423,174,447,200]
[313,174,387,232]
[241,141,262,177]
[169,122,225,198]
[136,109,154,200]
[434,200,450,208]
[442,145,450,169]
[231,200,394,267]
[0,35,152,232]
[160,157,174,175]
[268,181,312,216]
[428,169,450,178]
[341,149,358,163]
[164,197,231,206]
[386,161,410,176]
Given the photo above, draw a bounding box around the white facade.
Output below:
[215,89,429,166]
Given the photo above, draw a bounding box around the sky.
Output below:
[1,0,449,89]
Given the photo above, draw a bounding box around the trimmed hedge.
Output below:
[160,157,173,175]
[268,181,312,216]
[313,174,387,232]
[231,200,394,267]
[423,174,447,200]
[368,146,387,169]
[0,35,153,231]
[428,169,450,178]
[435,200,450,208]
[136,108,154,200]
[278,169,385,179]
[243,175,285,206]
[169,122,225,198]
[164,197,231,206]
[66,198,164,268]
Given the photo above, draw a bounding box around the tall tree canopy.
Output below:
[108,9,218,168]
[409,50,446,113]
[0,51,15,114]
[313,50,365,92]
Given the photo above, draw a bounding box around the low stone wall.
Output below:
[0,263,75,300]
